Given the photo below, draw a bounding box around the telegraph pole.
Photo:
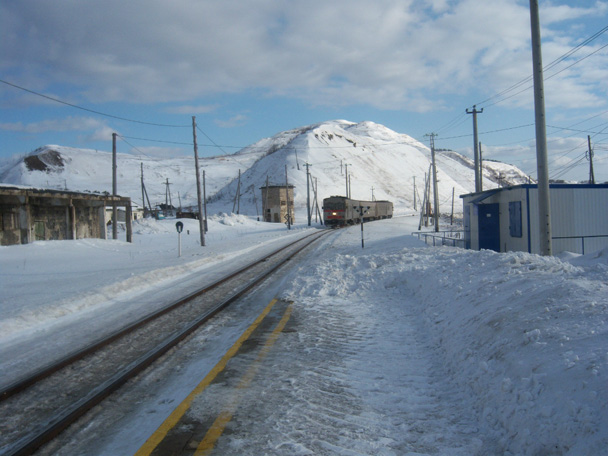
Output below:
[344,163,350,197]
[192,116,205,247]
[479,141,483,191]
[413,177,417,211]
[164,178,173,215]
[530,0,552,255]
[466,105,483,192]
[305,162,312,226]
[203,170,208,232]
[285,164,291,229]
[112,132,117,240]
[587,135,596,184]
[425,133,440,232]
[140,163,146,217]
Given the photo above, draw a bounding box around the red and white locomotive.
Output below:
[323,196,393,227]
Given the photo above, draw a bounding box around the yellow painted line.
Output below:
[135,298,281,456]
[195,301,293,455]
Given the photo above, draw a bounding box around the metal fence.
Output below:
[552,234,608,255]
[411,230,466,248]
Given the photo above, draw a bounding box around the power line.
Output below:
[475,25,608,109]
[0,78,190,128]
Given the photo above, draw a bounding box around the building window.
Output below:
[509,201,522,238]
[1,212,16,231]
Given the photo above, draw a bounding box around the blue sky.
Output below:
[2,0,608,182]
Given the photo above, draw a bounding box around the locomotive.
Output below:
[323,196,393,227]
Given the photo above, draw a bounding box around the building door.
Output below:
[34,221,46,241]
[478,204,500,252]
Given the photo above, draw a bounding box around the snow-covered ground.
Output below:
[1,213,607,455]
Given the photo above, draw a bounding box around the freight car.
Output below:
[323,196,393,227]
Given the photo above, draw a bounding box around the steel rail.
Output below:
[2,229,329,456]
[0,230,322,402]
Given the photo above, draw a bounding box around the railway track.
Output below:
[0,229,329,456]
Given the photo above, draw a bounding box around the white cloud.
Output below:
[2,0,607,112]
[0,116,106,133]
[165,104,219,115]
[215,114,248,128]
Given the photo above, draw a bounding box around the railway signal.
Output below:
[353,205,370,249]
[176,221,184,257]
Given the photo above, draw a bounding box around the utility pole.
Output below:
[425,133,440,232]
[285,164,291,229]
[466,105,483,192]
[112,132,117,240]
[233,169,241,214]
[192,116,205,247]
[265,176,270,222]
[345,163,350,198]
[315,177,323,225]
[140,163,152,217]
[413,177,417,211]
[587,135,596,184]
[305,162,312,226]
[418,169,431,230]
[479,142,483,192]
[203,170,208,232]
[164,178,173,215]
[450,187,455,226]
[530,0,552,255]
[371,186,375,201]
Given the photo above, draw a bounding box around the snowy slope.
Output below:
[0,120,530,214]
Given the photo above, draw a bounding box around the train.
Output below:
[322,196,393,227]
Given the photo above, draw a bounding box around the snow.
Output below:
[0,121,605,453]
[0,120,531,216]
[1,213,607,454]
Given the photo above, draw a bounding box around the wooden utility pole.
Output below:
[466,105,483,192]
[588,135,596,184]
[112,132,117,240]
[529,0,552,255]
[192,116,205,247]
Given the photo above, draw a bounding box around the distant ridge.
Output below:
[0,120,531,215]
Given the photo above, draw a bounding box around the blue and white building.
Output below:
[461,184,608,255]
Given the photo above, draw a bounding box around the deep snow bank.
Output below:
[282,224,608,454]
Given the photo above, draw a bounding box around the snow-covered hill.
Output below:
[0,120,531,215]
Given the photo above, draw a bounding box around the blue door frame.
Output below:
[478,203,500,252]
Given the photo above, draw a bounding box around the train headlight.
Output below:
[332,212,337,216]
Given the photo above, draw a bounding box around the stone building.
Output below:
[0,185,132,246]
[260,185,295,224]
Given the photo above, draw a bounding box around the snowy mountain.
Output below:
[0,120,530,215]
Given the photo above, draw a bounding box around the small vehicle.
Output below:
[323,196,393,227]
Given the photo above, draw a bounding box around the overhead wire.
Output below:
[0,79,190,128]
[475,25,608,109]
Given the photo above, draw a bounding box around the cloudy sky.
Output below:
[2,0,608,182]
